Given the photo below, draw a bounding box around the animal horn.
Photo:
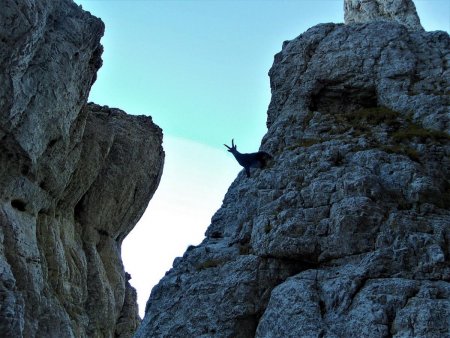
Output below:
[232,139,235,148]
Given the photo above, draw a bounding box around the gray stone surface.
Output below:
[344,0,424,31]
[0,1,164,337]
[136,1,449,337]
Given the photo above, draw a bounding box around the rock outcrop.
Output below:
[0,1,164,337]
[136,0,449,337]
[344,0,424,31]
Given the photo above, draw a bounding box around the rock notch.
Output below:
[0,1,164,337]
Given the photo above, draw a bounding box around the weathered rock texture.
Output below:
[344,0,424,31]
[136,1,449,337]
[0,1,164,337]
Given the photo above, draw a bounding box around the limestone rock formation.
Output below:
[136,1,449,337]
[0,1,164,337]
[344,0,424,31]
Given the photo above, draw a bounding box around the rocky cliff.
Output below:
[136,0,449,337]
[0,1,164,337]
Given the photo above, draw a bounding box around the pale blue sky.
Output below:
[76,0,448,150]
[74,0,449,317]
[77,0,343,150]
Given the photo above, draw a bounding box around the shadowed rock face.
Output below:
[136,1,449,337]
[0,1,164,337]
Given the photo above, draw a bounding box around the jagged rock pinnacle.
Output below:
[344,0,424,31]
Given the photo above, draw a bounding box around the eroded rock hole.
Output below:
[97,229,109,237]
[11,199,26,212]
[48,138,58,148]
[74,198,86,221]
[21,165,30,176]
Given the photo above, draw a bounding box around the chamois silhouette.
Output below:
[224,139,272,177]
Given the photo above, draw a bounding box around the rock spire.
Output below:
[344,0,424,31]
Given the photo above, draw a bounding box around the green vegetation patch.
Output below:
[290,106,449,163]
[392,123,450,143]
[345,106,400,126]
[333,106,401,135]
[331,106,450,162]
[287,138,324,151]
[195,259,225,271]
[381,145,420,162]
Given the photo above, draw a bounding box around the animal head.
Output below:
[224,139,238,153]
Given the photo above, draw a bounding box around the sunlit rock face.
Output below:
[0,1,164,337]
[136,0,449,337]
[344,0,424,31]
